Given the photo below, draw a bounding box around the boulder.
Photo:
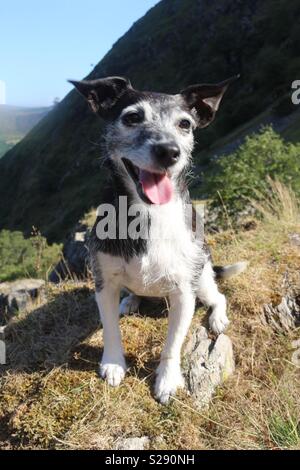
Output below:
[49,224,89,283]
[262,293,300,333]
[183,326,235,408]
[291,339,300,366]
[0,279,45,324]
[114,436,150,451]
[289,233,300,247]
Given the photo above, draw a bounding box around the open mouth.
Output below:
[122,158,173,205]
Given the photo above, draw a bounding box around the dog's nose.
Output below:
[152,142,180,168]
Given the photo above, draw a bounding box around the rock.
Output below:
[292,339,300,348]
[114,436,150,451]
[49,224,89,283]
[291,339,300,366]
[0,326,5,340]
[262,293,300,333]
[289,233,300,247]
[183,326,235,408]
[0,279,45,324]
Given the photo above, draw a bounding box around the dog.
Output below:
[70,76,246,404]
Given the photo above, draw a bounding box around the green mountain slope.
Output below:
[0,138,12,158]
[0,0,299,242]
[0,105,50,157]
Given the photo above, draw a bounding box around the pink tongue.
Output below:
[139,170,173,204]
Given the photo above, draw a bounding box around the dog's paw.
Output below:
[100,358,127,387]
[154,361,185,404]
[209,310,230,335]
[119,294,140,316]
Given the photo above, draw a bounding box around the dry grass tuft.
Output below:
[0,182,300,450]
[252,178,299,227]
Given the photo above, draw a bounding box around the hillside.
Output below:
[0,105,50,158]
[1,183,299,449]
[0,0,299,242]
[0,139,11,159]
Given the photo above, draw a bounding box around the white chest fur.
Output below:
[97,199,202,296]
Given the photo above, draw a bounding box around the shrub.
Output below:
[0,229,62,282]
[203,127,300,221]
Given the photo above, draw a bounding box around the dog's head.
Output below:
[70,76,236,205]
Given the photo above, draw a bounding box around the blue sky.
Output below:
[0,0,159,107]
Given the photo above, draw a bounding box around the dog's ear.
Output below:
[69,76,132,116]
[180,75,239,128]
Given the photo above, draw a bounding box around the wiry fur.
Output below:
[71,75,246,403]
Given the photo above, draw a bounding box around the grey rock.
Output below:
[0,326,5,340]
[289,233,300,247]
[291,339,300,366]
[49,224,89,283]
[262,294,300,333]
[292,339,300,349]
[115,436,150,451]
[0,279,45,324]
[183,326,235,408]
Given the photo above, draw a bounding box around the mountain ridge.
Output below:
[0,104,50,157]
[0,0,299,242]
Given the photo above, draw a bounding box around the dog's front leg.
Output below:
[96,286,127,387]
[155,287,195,404]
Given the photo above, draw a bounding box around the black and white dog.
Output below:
[70,76,246,404]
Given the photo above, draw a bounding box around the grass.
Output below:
[197,128,300,223]
[0,182,300,450]
[0,229,62,282]
[269,414,300,449]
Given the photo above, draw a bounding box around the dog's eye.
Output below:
[122,111,144,126]
[178,119,192,130]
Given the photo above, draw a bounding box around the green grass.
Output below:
[0,229,62,282]
[269,414,300,449]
